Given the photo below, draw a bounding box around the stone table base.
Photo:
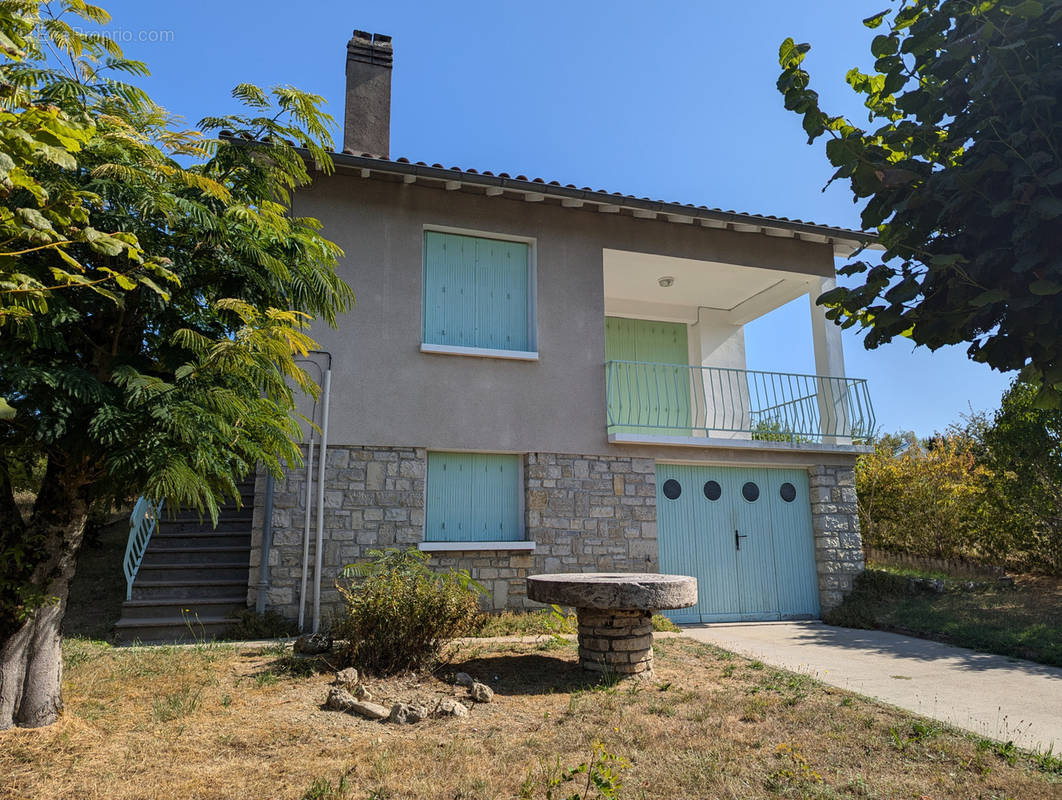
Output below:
[576,608,655,677]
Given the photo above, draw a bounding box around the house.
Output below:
[119,30,875,640]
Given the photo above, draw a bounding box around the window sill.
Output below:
[418,540,536,552]
[420,343,539,361]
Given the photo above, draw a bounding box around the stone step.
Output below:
[113,616,233,644]
[131,578,250,601]
[118,597,247,621]
[160,516,253,534]
[151,532,251,548]
[136,562,249,583]
[141,545,251,566]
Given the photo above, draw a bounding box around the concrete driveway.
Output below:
[682,622,1062,754]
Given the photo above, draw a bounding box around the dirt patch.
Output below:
[0,637,1058,799]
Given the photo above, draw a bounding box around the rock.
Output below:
[352,684,372,701]
[294,632,333,655]
[435,698,470,718]
[469,682,494,703]
[324,687,356,713]
[333,667,358,688]
[389,703,428,724]
[350,700,390,721]
[454,672,475,687]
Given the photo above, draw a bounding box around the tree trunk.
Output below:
[0,458,90,730]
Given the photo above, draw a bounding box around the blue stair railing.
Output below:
[123,496,164,601]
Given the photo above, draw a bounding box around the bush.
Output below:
[856,433,996,561]
[332,548,483,675]
[856,380,1062,576]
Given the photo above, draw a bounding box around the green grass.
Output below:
[825,567,1062,667]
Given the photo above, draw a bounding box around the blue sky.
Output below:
[91,0,1014,436]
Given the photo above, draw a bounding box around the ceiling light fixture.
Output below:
[658,276,675,288]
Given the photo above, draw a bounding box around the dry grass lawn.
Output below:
[1,636,1059,799]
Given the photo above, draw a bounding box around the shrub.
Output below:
[333,548,483,675]
[856,433,997,561]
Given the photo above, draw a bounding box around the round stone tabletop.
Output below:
[526,572,697,611]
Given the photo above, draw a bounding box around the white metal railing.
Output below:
[605,360,875,444]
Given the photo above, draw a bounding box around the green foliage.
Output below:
[750,418,812,444]
[857,379,1062,573]
[981,380,1062,572]
[0,1,353,636]
[651,614,682,633]
[522,743,628,800]
[333,548,484,675]
[856,430,998,560]
[778,1,1062,405]
[299,775,352,800]
[472,606,577,637]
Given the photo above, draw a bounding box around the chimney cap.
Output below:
[348,30,393,66]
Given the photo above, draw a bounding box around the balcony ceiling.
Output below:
[602,249,815,325]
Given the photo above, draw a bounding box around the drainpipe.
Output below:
[312,366,332,634]
[297,438,315,632]
[255,471,275,615]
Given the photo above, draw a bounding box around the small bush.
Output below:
[472,606,576,637]
[333,548,483,675]
[652,614,682,633]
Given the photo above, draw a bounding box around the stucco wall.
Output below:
[291,172,836,456]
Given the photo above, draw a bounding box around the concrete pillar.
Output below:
[690,307,749,438]
[809,278,850,443]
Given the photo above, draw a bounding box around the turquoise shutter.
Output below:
[605,317,690,432]
[425,453,522,542]
[423,232,530,351]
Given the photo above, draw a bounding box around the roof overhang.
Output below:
[326,150,880,259]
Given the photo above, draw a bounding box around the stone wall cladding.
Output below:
[250,448,861,622]
[248,445,427,621]
[809,463,864,611]
[251,449,658,619]
[428,453,658,611]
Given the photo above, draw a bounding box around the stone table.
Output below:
[526,573,697,677]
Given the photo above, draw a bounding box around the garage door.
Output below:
[655,464,820,623]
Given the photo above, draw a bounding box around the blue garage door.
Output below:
[655,464,819,623]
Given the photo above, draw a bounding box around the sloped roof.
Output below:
[332,150,876,257]
[219,132,876,256]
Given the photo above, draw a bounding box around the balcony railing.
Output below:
[605,360,875,445]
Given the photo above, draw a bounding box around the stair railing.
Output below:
[123,496,164,601]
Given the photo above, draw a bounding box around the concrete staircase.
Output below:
[114,480,255,643]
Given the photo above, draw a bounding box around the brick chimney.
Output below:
[344,31,393,158]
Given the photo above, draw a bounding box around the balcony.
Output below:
[605,360,875,451]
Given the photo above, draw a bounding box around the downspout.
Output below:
[297,438,315,632]
[312,366,332,633]
[254,471,275,615]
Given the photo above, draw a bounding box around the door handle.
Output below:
[735,530,748,550]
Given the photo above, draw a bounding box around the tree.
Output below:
[777,0,1062,405]
[0,1,353,728]
[982,380,1062,571]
